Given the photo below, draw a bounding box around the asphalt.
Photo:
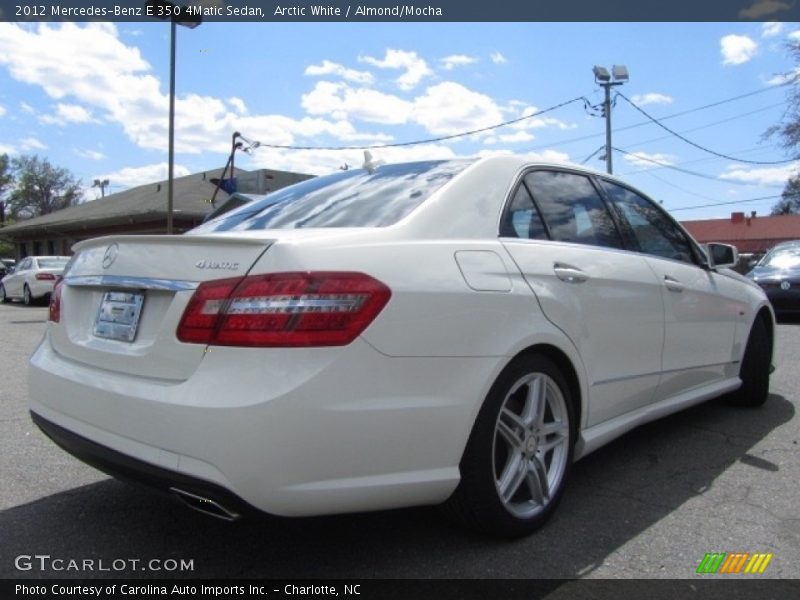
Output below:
[0,301,798,580]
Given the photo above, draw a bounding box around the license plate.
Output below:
[93,291,144,342]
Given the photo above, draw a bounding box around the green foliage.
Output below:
[5,154,83,219]
[769,42,800,214]
[771,175,800,215]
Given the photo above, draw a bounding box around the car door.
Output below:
[6,258,29,297]
[500,169,666,427]
[598,179,742,401]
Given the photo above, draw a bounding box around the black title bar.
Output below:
[1,0,800,22]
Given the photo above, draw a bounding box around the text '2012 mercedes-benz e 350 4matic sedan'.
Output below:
[29,157,775,537]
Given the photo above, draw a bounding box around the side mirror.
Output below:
[705,243,739,270]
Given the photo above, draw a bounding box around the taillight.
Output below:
[36,273,56,281]
[177,272,391,347]
[49,281,63,323]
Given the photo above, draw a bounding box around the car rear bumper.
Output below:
[29,332,504,517]
[31,411,255,520]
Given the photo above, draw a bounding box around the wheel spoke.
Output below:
[539,421,569,452]
[526,456,551,506]
[497,453,526,503]
[497,413,524,450]
[521,376,544,428]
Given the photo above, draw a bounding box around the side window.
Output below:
[524,171,623,249]
[600,181,694,264]
[499,183,548,240]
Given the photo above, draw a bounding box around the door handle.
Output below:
[554,264,589,283]
[664,275,684,293]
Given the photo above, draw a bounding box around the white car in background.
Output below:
[0,256,70,306]
[28,157,774,537]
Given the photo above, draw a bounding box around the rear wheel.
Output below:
[445,354,575,537]
[23,284,33,306]
[0,284,7,303]
[726,316,771,408]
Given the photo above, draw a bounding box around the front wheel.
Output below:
[445,354,575,537]
[726,316,771,408]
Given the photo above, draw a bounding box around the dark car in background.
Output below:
[747,241,800,317]
[0,258,15,279]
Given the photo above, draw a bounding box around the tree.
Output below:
[5,155,82,219]
[771,174,800,215]
[768,41,800,214]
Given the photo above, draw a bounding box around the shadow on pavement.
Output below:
[0,394,793,579]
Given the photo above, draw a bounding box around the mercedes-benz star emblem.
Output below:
[781,281,791,291]
[102,243,119,269]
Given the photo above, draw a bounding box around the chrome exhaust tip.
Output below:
[169,487,241,522]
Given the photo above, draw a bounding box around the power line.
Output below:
[618,143,786,177]
[250,96,588,151]
[613,147,786,187]
[618,101,787,151]
[522,83,787,154]
[617,92,794,165]
[669,195,781,212]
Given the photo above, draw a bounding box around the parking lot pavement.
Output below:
[0,302,797,580]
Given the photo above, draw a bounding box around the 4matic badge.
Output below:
[195,259,239,271]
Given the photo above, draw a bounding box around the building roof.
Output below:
[0,166,311,237]
[681,212,800,253]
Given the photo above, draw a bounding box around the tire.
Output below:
[726,316,771,408]
[444,354,575,537]
[0,284,7,304]
[23,284,32,306]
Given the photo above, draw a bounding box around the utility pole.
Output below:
[592,65,629,175]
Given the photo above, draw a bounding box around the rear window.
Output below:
[37,258,69,269]
[192,160,474,233]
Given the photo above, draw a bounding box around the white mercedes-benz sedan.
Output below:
[29,157,775,537]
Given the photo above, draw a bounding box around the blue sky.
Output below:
[0,20,798,220]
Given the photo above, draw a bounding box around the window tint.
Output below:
[524,171,623,249]
[600,181,694,264]
[499,184,548,240]
[192,160,474,233]
[38,258,69,269]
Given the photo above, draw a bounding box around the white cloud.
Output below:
[0,24,400,155]
[623,151,677,168]
[304,60,374,85]
[761,22,783,37]
[95,162,191,190]
[246,143,458,177]
[0,143,14,154]
[720,34,758,65]
[0,105,5,118]
[509,105,576,132]
[359,49,432,90]
[630,93,674,106]
[440,55,477,70]
[412,82,504,135]
[720,163,799,185]
[302,81,413,125]
[498,131,534,143]
[227,97,247,115]
[20,102,34,114]
[789,30,800,42]
[766,67,800,86]
[75,148,105,160]
[20,137,47,151]
[39,102,95,125]
[739,0,792,19]
[490,52,507,65]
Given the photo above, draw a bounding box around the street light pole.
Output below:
[593,65,629,175]
[167,17,177,234]
[146,0,201,234]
